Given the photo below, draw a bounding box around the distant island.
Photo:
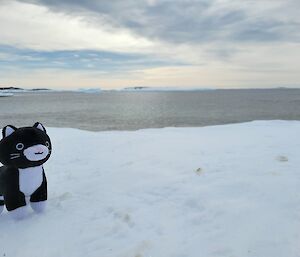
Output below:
[121,86,216,92]
[0,87,52,98]
[123,86,149,90]
[0,86,23,91]
[31,88,51,91]
[0,86,51,91]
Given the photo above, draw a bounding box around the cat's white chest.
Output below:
[19,166,43,196]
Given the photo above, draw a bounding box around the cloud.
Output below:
[0,0,154,53]
[0,45,177,72]
[0,0,299,88]
[3,0,299,62]
[20,0,300,44]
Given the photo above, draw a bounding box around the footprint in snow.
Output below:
[109,209,135,228]
[50,192,72,208]
[195,167,203,176]
[276,155,289,162]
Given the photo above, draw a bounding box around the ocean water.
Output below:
[1,89,300,131]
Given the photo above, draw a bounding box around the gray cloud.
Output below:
[19,0,300,45]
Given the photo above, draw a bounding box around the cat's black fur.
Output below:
[0,122,51,212]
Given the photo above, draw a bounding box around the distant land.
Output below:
[0,86,24,91]
[0,86,299,93]
[121,86,216,91]
[0,86,51,91]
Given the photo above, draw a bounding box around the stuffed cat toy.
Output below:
[0,122,51,219]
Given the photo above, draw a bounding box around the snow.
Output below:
[1,120,300,257]
[118,86,216,92]
[0,92,13,97]
[73,86,215,93]
[70,86,215,93]
[77,88,102,93]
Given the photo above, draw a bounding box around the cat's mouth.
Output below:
[24,145,49,161]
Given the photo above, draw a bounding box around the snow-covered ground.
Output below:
[1,121,300,257]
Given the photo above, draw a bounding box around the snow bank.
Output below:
[0,92,13,97]
[1,121,300,257]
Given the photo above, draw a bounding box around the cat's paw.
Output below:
[30,201,46,213]
[9,206,28,220]
[0,205,4,214]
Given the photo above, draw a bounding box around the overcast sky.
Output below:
[0,0,299,89]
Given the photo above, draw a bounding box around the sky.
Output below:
[0,0,299,89]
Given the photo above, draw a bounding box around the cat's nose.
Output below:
[35,146,44,152]
[24,144,49,161]
[31,145,48,154]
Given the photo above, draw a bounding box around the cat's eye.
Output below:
[16,143,24,150]
[45,141,50,148]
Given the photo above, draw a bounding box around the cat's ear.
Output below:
[33,122,46,133]
[2,125,17,138]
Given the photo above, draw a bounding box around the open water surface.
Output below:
[1,89,300,131]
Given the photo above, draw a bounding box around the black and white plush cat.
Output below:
[0,122,51,219]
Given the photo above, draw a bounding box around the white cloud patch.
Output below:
[0,0,154,53]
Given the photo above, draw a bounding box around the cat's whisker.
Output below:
[10,153,20,156]
[10,156,20,159]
